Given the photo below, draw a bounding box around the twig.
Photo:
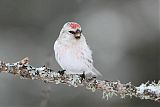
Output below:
[0,57,160,102]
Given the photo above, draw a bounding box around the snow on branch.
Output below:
[0,57,160,102]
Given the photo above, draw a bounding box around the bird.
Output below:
[54,22,102,77]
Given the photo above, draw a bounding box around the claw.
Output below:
[92,76,96,79]
[80,72,85,82]
[58,70,66,76]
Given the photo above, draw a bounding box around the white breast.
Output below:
[54,40,92,74]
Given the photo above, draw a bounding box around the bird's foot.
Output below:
[86,75,97,81]
[92,76,96,79]
[58,70,66,76]
[80,72,85,82]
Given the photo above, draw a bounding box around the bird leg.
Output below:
[80,72,86,82]
[58,70,66,76]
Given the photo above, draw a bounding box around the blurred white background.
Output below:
[0,0,159,107]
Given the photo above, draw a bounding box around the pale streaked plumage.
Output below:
[54,22,102,76]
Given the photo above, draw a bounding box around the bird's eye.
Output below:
[69,31,75,34]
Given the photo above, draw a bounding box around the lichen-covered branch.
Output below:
[0,58,160,102]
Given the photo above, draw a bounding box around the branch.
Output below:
[0,58,160,102]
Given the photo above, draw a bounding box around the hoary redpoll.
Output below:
[54,22,102,76]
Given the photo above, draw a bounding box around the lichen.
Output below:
[0,57,159,102]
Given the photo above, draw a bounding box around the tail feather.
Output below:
[92,67,102,76]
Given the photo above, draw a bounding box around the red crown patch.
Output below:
[69,22,81,29]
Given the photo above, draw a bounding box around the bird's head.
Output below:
[59,22,83,41]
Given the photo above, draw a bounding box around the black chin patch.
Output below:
[75,36,80,39]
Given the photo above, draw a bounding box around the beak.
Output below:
[74,29,81,39]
